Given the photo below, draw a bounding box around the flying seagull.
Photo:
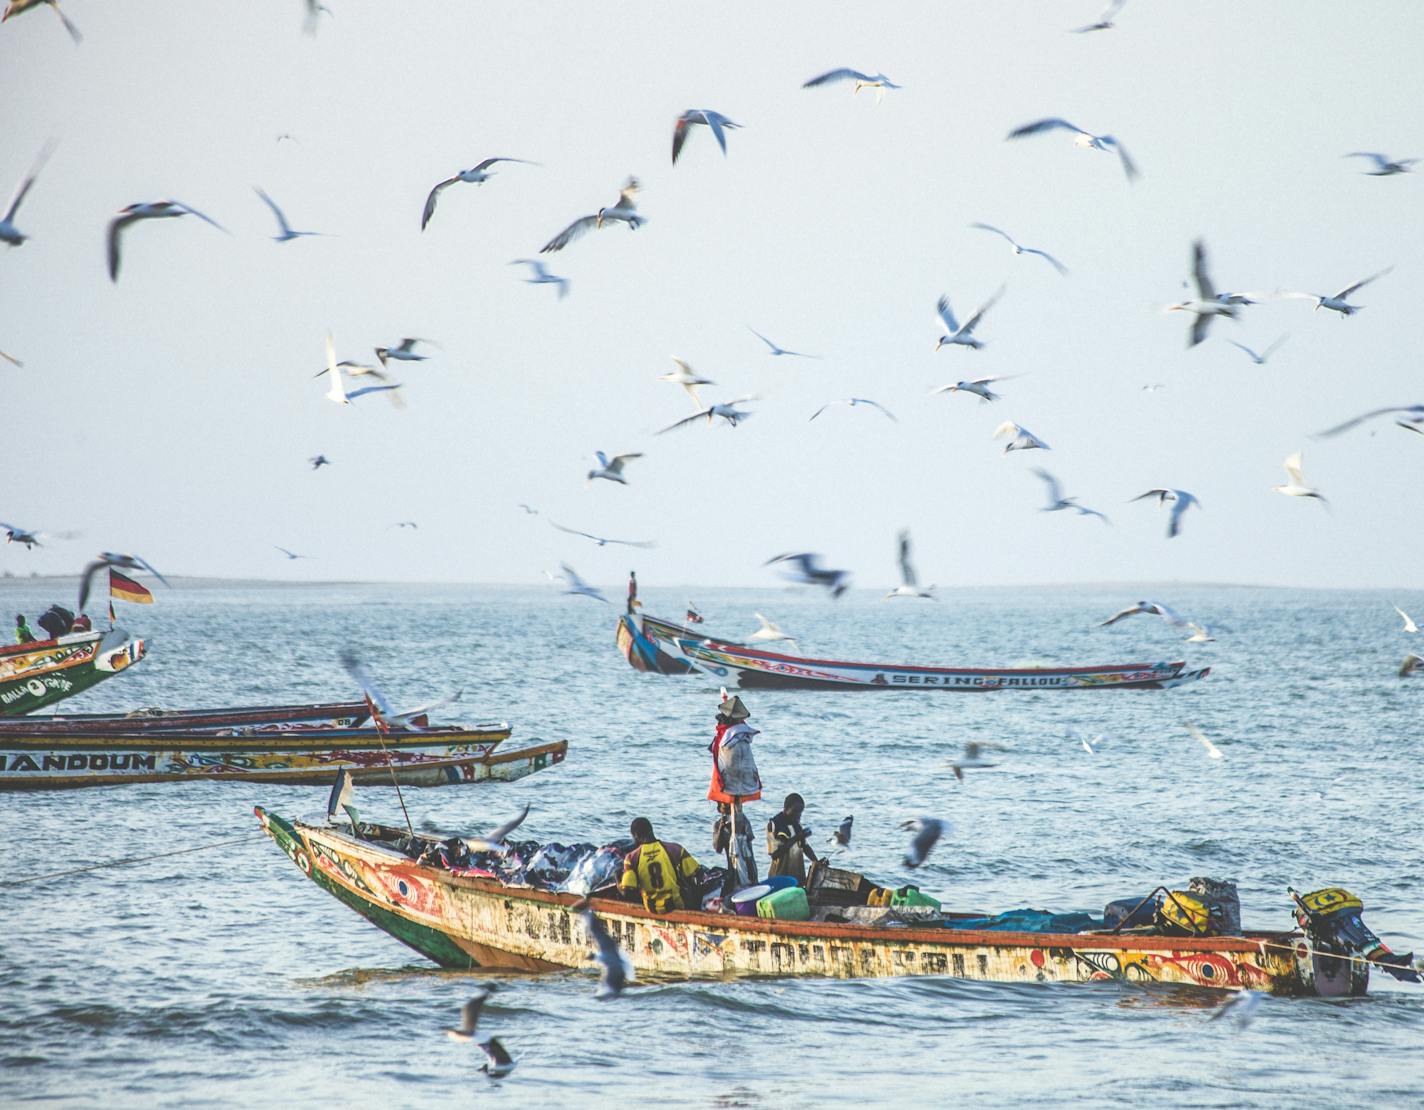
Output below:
[1271,452,1327,503]
[1006,117,1139,181]
[1100,600,1188,628]
[802,68,902,99]
[274,546,311,560]
[540,177,644,253]
[947,741,1000,782]
[309,455,330,470]
[389,520,418,530]
[1,521,78,548]
[884,530,934,600]
[509,259,568,299]
[1168,240,1238,347]
[1227,335,1288,366]
[993,421,1050,453]
[574,897,633,998]
[747,326,819,359]
[657,395,757,434]
[1187,724,1224,760]
[901,817,949,868]
[1313,403,1424,439]
[1130,488,1201,538]
[969,223,1068,276]
[810,398,897,423]
[456,803,531,855]
[765,552,851,598]
[1209,990,1264,1027]
[749,612,796,645]
[672,110,741,164]
[0,349,21,368]
[421,158,537,230]
[1282,267,1393,316]
[324,336,403,406]
[829,816,853,849]
[2,0,81,43]
[930,376,1013,403]
[77,552,169,612]
[375,337,434,367]
[517,503,538,515]
[1031,468,1109,522]
[934,288,1003,351]
[1400,654,1424,678]
[587,451,642,485]
[1395,606,1419,634]
[445,990,515,1078]
[656,357,715,406]
[1071,0,1125,32]
[302,0,331,35]
[550,522,655,549]
[1343,152,1416,176]
[254,186,323,242]
[106,201,227,282]
[0,142,54,247]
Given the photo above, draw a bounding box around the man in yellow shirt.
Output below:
[619,817,701,913]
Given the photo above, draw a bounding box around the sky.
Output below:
[2,1,1422,593]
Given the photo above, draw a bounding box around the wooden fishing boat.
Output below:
[617,613,699,674]
[0,719,572,789]
[254,810,1372,997]
[0,627,146,715]
[0,700,374,733]
[672,632,1208,691]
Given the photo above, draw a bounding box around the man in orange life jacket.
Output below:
[708,693,761,889]
[619,817,701,913]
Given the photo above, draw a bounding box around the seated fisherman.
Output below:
[14,613,36,644]
[767,792,819,884]
[619,817,701,913]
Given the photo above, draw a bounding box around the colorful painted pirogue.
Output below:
[0,700,372,733]
[0,711,568,788]
[619,612,1209,691]
[0,627,146,715]
[256,810,1394,997]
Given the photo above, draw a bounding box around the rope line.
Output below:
[4,834,259,886]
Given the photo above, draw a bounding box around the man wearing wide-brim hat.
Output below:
[708,692,762,892]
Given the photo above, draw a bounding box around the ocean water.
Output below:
[1,580,1421,1109]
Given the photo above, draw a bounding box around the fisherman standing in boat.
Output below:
[767,792,819,884]
[708,693,761,891]
[626,570,639,614]
[618,817,702,913]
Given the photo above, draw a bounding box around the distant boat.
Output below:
[0,699,373,733]
[619,611,1208,691]
[0,627,146,716]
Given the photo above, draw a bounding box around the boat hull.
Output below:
[255,811,1362,997]
[0,727,563,790]
[674,636,1209,691]
[0,629,146,715]
[0,700,375,734]
[616,614,696,674]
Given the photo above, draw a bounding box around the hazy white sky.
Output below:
[3,1,1422,593]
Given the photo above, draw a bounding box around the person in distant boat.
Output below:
[71,613,92,633]
[14,613,36,644]
[707,693,762,889]
[626,570,639,613]
[767,792,819,884]
[618,817,701,913]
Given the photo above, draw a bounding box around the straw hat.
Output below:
[719,694,751,721]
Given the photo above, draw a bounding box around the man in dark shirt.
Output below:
[767,792,819,884]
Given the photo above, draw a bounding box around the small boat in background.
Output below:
[618,611,1208,691]
[0,627,146,715]
[0,699,373,734]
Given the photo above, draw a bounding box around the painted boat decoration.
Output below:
[673,633,1208,691]
[0,628,146,716]
[0,700,374,734]
[254,810,1384,997]
[0,719,572,789]
[617,613,698,674]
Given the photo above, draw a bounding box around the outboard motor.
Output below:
[1292,887,1420,983]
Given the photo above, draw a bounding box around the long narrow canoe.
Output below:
[0,721,538,789]
[673,636,1209,691]
[255,810,1367,997]
[0,628,146,715]
[0,700,374,733]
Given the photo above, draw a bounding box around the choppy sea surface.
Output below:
[1,580,1421,1109]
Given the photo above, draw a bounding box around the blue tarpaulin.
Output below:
[942,909,1101,933]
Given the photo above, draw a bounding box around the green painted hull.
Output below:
[0,630,146,716]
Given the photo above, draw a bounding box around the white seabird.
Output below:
[1070,0,1125,32]
[802,68,903,100]
[1167,240,1238,347]
[2,0,81,43]
[993,421,1049,453]
[657,395,757,434]
[0,142,53,247]
[106,201,228,283]
[555,563,609,602]
[1226,335,1288,365]
[1343,152,1416,176]
[934,288,1003,351]
[884,530,934,600]
[748,612,796,645]
[1314,403,1424,438]
[1395,606,1419,634]
[1282,267,1393,316]
[930,376,1013,403]
[509,259,568,299]
[1130,488,1201,538]
[672,110,741,164]
[1271,451,1327,503]
[550,522,655,549]
[747,326,819,359]
[764,552,851,598]
[540,177,644,253]
[1031,468,1109,522]
[254,186,323,242]
[586,451,642,486]
[421,158,537,230]
[1006,117,1139,181]
[969,223,1068,276]
[810,398,897,423]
